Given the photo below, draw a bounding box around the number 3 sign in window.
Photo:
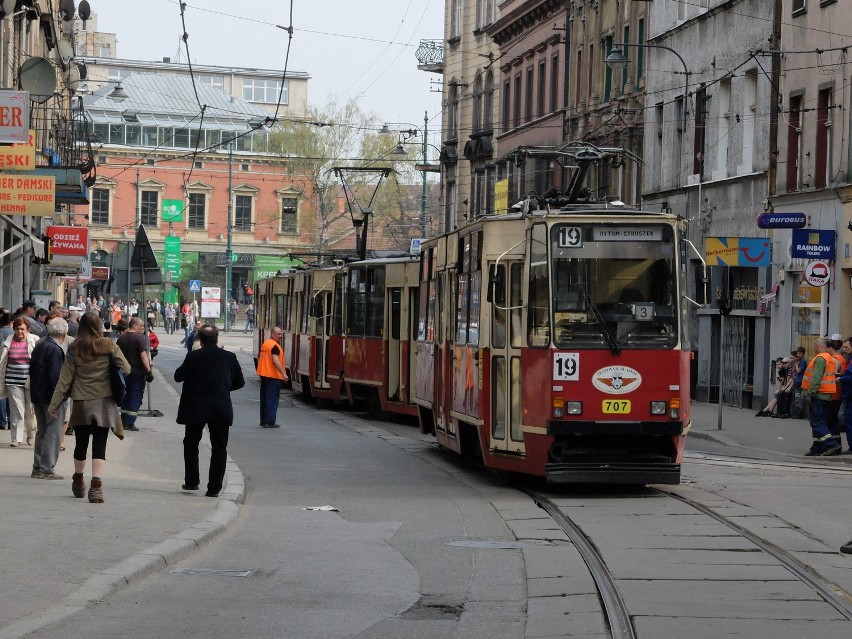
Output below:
[553,352,579,381]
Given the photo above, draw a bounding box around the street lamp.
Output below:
[382,112,436,238]
[605,43,690,124]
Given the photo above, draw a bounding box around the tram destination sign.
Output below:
[756,212,807,229]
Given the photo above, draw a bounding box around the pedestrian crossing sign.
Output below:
[189,279,201,293]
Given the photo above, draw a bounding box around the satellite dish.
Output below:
[19,57,57,104]
[78,0,91,20]
[63,64,81,92]
[59,0,75,21]
[57,40,74,71]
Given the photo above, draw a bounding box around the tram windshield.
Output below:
[548,223,678,350]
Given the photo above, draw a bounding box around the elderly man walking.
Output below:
[174,325,244,497]
[802,337,843,456]
[29,317,69,479]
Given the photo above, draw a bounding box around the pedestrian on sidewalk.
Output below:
[826,334,847,443]
[790,346,807,418]
[0,317,38,447]
[116,317,154,432]
[174,324,245,497]
[243,303,254,334]
[802,337,843,456]
[48,312,131,503]
[256,326,287,428]
[29,317,69,479]
[837,337,852,453]
[755,357,789,417]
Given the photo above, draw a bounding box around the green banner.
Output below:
[164,235,181,280]
[162,199,185,222]
[252,255,302,281]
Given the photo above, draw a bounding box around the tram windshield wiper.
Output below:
[584,289,621,356]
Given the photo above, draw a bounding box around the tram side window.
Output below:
[527,223,551,347]
[455,232,482,345]
[300,280,312,333]
[418,248,431,341]
[332,274,344,335]
[347,267,385,337]
[274,294,284,330]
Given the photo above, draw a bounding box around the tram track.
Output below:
[289,396,852,634]
[525,488,637,639]
[655,487,852,621]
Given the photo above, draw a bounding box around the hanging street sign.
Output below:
[804,260,831,286]
[791,229,835,259]
[756,212,807,229]
[162,199,185,222]
[45,225,88,256]
[705,237,771,267]
[0,90,29,143]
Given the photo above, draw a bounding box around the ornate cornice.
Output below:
[486,0,565,47]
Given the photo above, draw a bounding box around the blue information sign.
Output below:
[756,212,807,229]
[791,229,835,259]
[189,279,201,293]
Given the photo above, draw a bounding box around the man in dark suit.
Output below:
[174,324,245,497]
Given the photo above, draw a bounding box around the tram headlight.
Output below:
[650,401,667,416]
[668,398,681,419]
[566,401,583,415]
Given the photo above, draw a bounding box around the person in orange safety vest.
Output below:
[802,337,842,456]
[256,327,287,429]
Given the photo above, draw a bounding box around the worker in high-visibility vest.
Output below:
[256,327,287,429]
[802,337,842,456]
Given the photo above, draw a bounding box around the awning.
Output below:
[0,216,45,260]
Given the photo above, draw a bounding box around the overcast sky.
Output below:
[94,0,444,131]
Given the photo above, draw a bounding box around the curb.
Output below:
[0,386,246,639]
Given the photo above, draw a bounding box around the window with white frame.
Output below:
[140,190,159,226]
[187,192,206,229]
[280,197,298,233]
[243,78,288,104]
[197,74,224,90]
[451,0,462,38]
[90,187,110,225]
[234,194,253,230]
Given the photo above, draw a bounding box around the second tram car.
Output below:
[254,255,420,417]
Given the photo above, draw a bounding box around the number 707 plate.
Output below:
[602,400,631,414]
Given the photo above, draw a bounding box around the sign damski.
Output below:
[45,225,88,256]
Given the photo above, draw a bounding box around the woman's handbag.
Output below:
[109,354,126,405]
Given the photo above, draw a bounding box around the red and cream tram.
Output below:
[414,148,692,484]
[254,255,420,417]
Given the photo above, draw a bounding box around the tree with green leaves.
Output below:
[269,98,418,257]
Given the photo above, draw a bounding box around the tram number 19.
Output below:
[553,352,579,381]
[556,226,582,248]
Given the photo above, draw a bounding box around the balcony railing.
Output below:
[416,39,444,73]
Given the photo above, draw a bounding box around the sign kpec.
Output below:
[804,260,831,287]
[45,225,89,256]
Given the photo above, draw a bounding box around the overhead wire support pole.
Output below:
[225,142,234,332]
[332,166,394,260]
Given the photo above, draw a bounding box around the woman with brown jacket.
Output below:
[49,312,130,503]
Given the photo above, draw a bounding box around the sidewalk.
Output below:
[0,358,245,639]
[689,399,852,462]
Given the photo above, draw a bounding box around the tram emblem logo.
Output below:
[592,366,642,395]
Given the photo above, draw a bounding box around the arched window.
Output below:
[472,72,483,134]
[483,70,494,131]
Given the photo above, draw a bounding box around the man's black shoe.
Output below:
[821,444,843,457]
[124,425,139,432]
[205,491,218,497]
[262,423,281,428]
[841,540,852,554]
[182,483,199,491]
[804,449,823,457]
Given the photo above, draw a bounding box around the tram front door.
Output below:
[489,262,524,455]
